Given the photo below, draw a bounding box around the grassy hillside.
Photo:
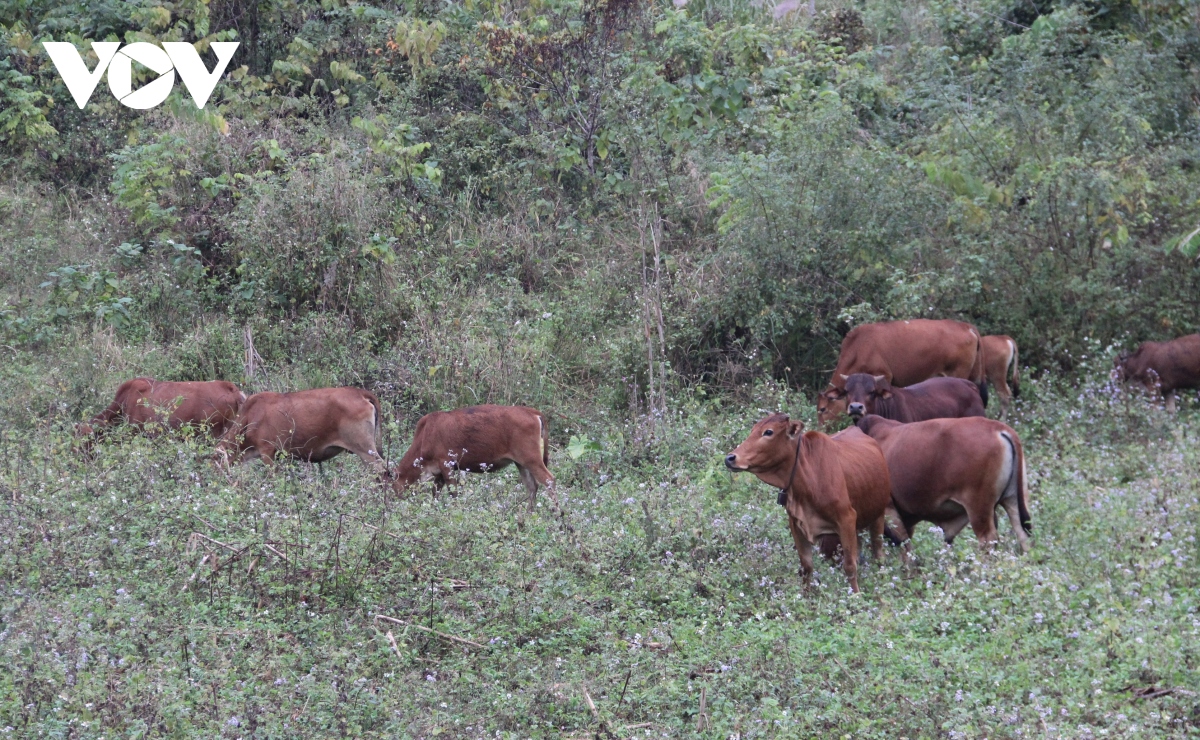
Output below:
[2,0,1200,736]
[1,350,1198,737]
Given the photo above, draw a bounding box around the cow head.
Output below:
[725,413,802,474]
[843,373,891,420]
[1112,351,1131,382]
[816,384,848,426]
[73,422,97,457]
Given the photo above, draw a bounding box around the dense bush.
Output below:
[4,0,1198,394]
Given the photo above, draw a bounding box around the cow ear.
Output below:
[787,421,803,438]
[878,389,893,399]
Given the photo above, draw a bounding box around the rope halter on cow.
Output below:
[777,425,804,507]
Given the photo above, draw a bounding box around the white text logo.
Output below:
[42,41,239,110]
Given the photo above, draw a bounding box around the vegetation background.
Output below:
[1,0,1198,736]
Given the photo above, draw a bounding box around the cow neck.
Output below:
[777,431,804,507]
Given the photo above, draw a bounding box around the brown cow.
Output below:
[818,319,987,426]
[216,387,386,476]
[77,378,245,441]
[725,414,892,592]
[1114,334,1200,413]
[981,335,1020,421]
[842,373,985,423]
[392,405,554,512]
[855,414,1031,554]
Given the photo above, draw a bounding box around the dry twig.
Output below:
[385,630,404,661]
[373,614,485,649]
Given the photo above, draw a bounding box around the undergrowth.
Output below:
[1,363,1197,738]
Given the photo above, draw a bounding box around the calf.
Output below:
[725,414,892,592]
[392,405,554,512]
[1114,334,1200,412]
[216,387,386,476]
[981,335,1020,420]
[842,373,985,423]
[77,378,245,441]
[855,414,1031,554]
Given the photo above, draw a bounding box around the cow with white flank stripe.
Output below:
[855,414,1032,554]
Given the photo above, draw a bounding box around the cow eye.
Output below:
[762,429,774,437]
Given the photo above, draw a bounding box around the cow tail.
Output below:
[1000,431,1032,535]
[540,413,550,468]
[1009,339,1021,399]
[970,331,988,406]
[369,393,383,454]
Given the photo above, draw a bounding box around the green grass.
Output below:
[1,359,1198,738]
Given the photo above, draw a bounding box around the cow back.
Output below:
[885,377,986,423]
[836,319,983,387]
[867,417,1011,504]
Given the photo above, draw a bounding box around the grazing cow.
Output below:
[77,378,245,441]
[392,405,554,512]
[855,414,1031,554]
[1114,334,1200,413]
[841,373,985,424]
[981,335,1020,420]
[216,387,386,476]
[725,414,892,592]
[817,319,987,425]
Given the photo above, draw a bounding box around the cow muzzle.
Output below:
[724,453,744,471]
[847,402,865,418]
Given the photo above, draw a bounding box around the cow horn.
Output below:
[873,374,887,383]
[837,373,848,380]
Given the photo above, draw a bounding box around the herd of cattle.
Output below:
[76,320,1200,592]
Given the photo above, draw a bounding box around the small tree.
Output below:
[480,0,645,176]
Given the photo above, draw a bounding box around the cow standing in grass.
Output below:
[726,414,892,593]
[818,319,987,425]
[1114,334,1200,413]
[856,414,1032,555]
[392,405,555,512]
[216,387,387,477]
[77,378,245,444]
[981,335,1020,421]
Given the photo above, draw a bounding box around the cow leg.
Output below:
[837,512,861,593]
[256,444,276,467]
[968,503,999,551]
[998,389,1011,422]
[352,447,388,481]
[517,464,539,513]
[940,512,971,545]
[885,505,917,567]
[870,515,885,565]
[1164,389,1177,413]
[1000,497,1032,555]
[785,516,814,589]
[520,459,558,513]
